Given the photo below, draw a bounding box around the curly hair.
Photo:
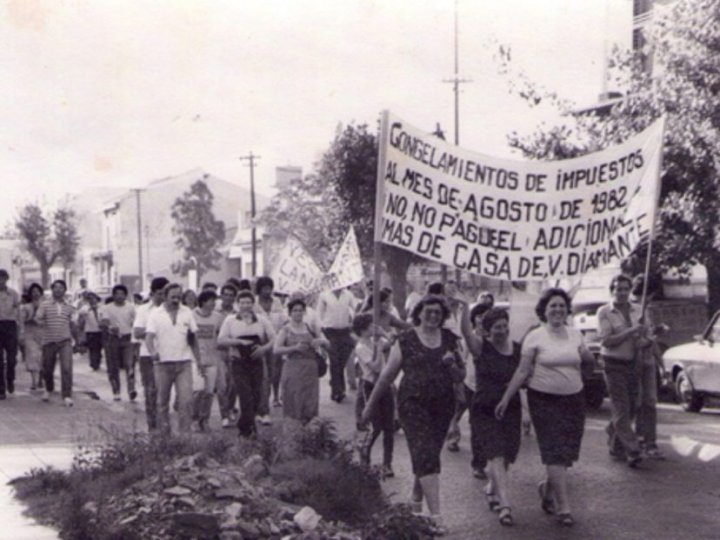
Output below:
[481,307,509,332]
[410,295,451,326]
[535,288,572,323]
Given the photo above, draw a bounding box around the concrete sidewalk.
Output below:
[0,356,147,539]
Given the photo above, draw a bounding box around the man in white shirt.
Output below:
[101,284,137,401]
[317,286,356,402]
[145,282,198,435]
[132,277,168,431]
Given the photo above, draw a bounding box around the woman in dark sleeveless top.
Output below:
[362,295,464,535]
[460,304,521,527]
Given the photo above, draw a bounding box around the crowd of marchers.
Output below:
[0,268,666,536]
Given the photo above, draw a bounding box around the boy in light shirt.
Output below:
[353,313,395,478]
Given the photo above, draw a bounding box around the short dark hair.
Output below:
[164,282,182,296]
[27,283,44,299]
[535,287,572,322]
[352,313,374,335]
[201,281,218,291]
[410,295,451,326]
[364,289,391,311]
[426,282,445,295]
[51,279,67,291]
[287,298,306,313]
[197,290,217,307]
[112,284,128,296]
[481,307,509,332]
[255,276,274,294]
[237,290,255,303]
[470,303,491,328]
[150,277,170,293]
[237,279,252,291]
[610,274,633,292]
[0,269,8,279]
[220,284,238,297]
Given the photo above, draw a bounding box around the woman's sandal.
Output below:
[484,487,500,512]
[538,481,555,515]
[556,512,575,527]
[498,507,514,527]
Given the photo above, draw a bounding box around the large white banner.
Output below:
[325,226,364,290]
[376,112,664,281]
[269,236,326,294]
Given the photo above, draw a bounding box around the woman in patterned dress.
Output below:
[273,297,328,424]
[362,295,465,535]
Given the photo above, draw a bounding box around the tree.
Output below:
[259,123,423,314]
[258,171,347,270]
[505,0,720,313]
[15,204,80,287]
[171,180,226,280]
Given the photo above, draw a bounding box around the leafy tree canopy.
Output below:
[504,0,720,312]
[15,203,80,287]
[171,180,226,279]
[259,123,423,313]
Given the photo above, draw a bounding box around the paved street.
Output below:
[3,358,720,539]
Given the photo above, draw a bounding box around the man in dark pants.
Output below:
[0,269,20,398]
[132,277,168,431]
[318,286,356,402]
[598,274,649,468]
[217,290,275,437]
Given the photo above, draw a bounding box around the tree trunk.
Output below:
[704,255,720,317]
[383,247,412,319]
[40,263,50,289]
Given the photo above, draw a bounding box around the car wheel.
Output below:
[585,381,605,410]
[675,371,704,413]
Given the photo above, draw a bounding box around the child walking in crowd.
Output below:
[353,313,395,478]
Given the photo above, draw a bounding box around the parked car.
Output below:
[662,310,720,413]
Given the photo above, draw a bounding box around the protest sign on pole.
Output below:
[325,226,365,291]
[375,112,664,281]
[269,235,326,294]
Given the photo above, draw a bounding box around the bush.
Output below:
[362,504,440,540]
[268,418,388,526]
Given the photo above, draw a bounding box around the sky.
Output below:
[0,0,632,221]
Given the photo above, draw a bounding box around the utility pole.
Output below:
[239,152,261,277]
[133,189,144,292]
[442,0,472,285]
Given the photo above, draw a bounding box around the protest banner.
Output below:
[374,112,664,281]
[269,235,326,294]
[325,226,365,290]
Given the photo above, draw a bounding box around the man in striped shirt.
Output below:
[37,280,78,406]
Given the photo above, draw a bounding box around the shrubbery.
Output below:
[12,419,437,539]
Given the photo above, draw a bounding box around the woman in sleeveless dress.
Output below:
[274,297,329,424]
[362,295,465,535]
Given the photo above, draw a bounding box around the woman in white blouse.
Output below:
[495,288,594,528]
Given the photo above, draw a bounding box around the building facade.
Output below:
[89,168,257,294]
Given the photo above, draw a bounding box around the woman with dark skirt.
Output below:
[362,295,465,535]
[495,288,594,527]
[459,304,521,527]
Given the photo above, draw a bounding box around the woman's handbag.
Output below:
[306,324,328,377]
[315,349,328,378]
